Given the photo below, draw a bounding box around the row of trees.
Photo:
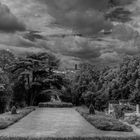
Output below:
[1,49,140,113]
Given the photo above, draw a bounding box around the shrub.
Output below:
[124,115,140,127]
[120,104,135,113]
[76,106,133,132]
[11,106,17,114]
[38,102,73,108]
[114,105,124,119]
[86,115,132,132]
[89,104,95,114]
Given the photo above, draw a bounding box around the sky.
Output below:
[0,0,140,69]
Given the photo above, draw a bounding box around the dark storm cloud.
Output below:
[44,0,109,11]
[23,31,45,42]
[110,0,136,6]
[38,0,113,34]
[62,41,101,60]
[0,3,25,32]
[46,37,102,60]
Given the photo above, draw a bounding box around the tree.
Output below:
[97,56,140,107]
[0,50,15,113]
[71,63,99,105]
[0,70,12,113]
[9,52,60,106]
[0,49,15,71]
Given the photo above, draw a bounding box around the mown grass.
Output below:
[76,106,132,132]
[0,107,35,129]
[0,137,140,140]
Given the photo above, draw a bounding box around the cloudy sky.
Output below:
[0,0,140,68]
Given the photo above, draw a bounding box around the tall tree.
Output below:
[9,52,60,106]
[0,50,15,113]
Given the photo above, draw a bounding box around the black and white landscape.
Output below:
[0,0,140,139]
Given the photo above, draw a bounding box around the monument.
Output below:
[50,94,61,103]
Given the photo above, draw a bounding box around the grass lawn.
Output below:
[76,106,133,132]
[0,137,140,140]
[0,107,35,129]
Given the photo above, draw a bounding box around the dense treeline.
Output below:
[71,56,140,110]
[1,49,140,113]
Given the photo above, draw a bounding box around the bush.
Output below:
[124,115,140,127]
[38,102,73,108]
[114,105,124,119]
[76,106,133,132]
[11,106,17,114]
[86,115,132,132]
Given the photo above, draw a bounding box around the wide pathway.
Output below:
[0,108,137,137]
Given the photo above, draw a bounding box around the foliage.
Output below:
[76,106,133,132]
[124,115,139,125]
[0,50,68,111]
[82,91,95,107]
[9,52,66,106]
[38,102,73,108]
[0,50,15,113]
[0,90,7,114]
[113,105,124,119]
[71,63,99,106]
[11,106,17,114]
[70,56,140,110]
[0,72,12,113]
[89,104,95,114]
[0,49,15,71]
[2,48,140,114]
[12,80,27,106]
